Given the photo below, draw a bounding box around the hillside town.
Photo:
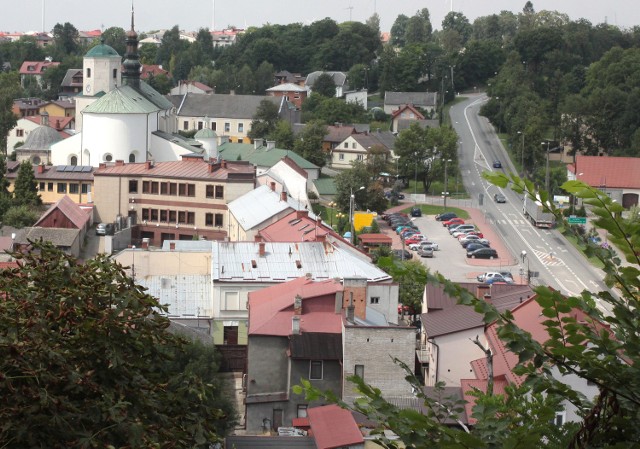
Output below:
[1,2,639,448]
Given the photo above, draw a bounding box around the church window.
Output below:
[69,183,79,194]
[32,156,41,165]
[129,180,138,193]
[70,155,77,166]
[57,183,67,193]
[129,154,136,163]
[86,68,91,78]
[16,129,24,137]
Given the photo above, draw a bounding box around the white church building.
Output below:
[51,13,211,167]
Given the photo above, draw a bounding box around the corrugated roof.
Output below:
[307,404,364,449]
[228,185,307,231]
[572,155,640,189]
[259,210,330,243]
[212,241,391,283]
[152,130,204,153]
[94,158,254,181]
[34,195,91,229]
[15,227,80,247]
[83,80,173,114]
[219,142,319,170]
[266,83,307,93]
[385,91,438,107]
[290,333,342,359]
[176,92,280,118]
[138,274,212,317]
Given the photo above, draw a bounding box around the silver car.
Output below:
[417,245,434,258]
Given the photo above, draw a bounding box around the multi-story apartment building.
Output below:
[93,157,255,244]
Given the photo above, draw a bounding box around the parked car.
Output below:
[460,235,490,247]
[485,275,514,285]
[399,227,420,237]
[397,225,418,234]
[459,230,484,239]
[411,207,422,217]
[450,224,475,235]
[419,242,439,252]
[493,160,502,168]
[443,217,465,227]
[467,248,498,259]
[392,249,413,260]
[417,245,434,258]
[477,271,514,283]
[404,235,428,245]
[494,193,506,203]
[465,242,491,253]
[96,223,114,236]
[435,212,457,221]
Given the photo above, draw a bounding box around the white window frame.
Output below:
[355,364,364,380]
[222,291,241,310]
[309,360,323,380]
[339,153,345,161]
[553,411,566,426]
[297,404,308,418]
[238,122,244,133]
[370,296,380,304]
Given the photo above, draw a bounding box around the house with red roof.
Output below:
[19,60,60,88]
[461,295,600,425]
[568,155,640,208]
[307,405,364,449]
[140,64,171,80]
[245,275,413,433]
[170,80,214,95]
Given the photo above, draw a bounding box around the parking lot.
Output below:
[379,205,521,284]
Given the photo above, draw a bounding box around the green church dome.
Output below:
[85,43,120,58]
[195,128,217,139]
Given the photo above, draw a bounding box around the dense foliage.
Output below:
[0,242,236,448]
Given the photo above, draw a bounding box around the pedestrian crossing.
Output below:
[496,218,528,226]
[531,249,565,267]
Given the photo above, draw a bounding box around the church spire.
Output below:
[122,2,141,88]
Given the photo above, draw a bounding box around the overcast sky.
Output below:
[2,0,638,34]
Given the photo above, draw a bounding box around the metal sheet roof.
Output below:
[219,143,319,170]
[175,92,280,118]
[138,274,212,317]
[83,81,173,114]
[227,185,295,231]
[212,241,391,283]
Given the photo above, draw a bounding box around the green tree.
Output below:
[0,71,21,154]
[139,43,158,65]
[100,26,127,56]
[12,160,41,207]
[334,161,387,213]
[254,61,275,94]
[269,120,294,150]
[293,120,328,167]
[390,14,410,47]
[248,99,280,140]
[312,73,337,98]
[0,242,235,447]
[52,22,80,56]
[2,204,39,228]
[147,73,173,94]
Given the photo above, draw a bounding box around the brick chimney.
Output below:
[98,163,106,169]
[254,234,263,242]
[343,277,367,320]
[294,294,302,315]
[292,315,300,335]
[145,160,152,170]
[280,191,287,202]
[115,160,125,166]
[221,160,227,169]
[270,181,276,191]
[169,242,176,251]
[476,284,490,300]
[258,241,266,257]
[37,164,45,174]
[346,292,355,323]
[296,210,308,219]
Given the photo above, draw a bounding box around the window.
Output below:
[160,210,168,222]
[206,185,214,198]
[198,121,203,130]
[104,154,113,162]
[211,122,216,131]
[81,184,90,194]
[183,120,189,130]
[553,412,566,427]
[355,364,364,380]
[215,185,224,199]
[69,183,79,194]
[150,209,159,221]
[70,155,77,166]
[187,212,195,224]
[86,68,91,78]
[370,297,380,304]
[178,211,186,223]
[112,68,117,79]
[128,180,138,193]
[141,208,150,221]
[129,154,136,163]
[161,182,168,195]
[223,291,240,310]
[238,123,244,133]
[205,213,214,226]
[151,182,159,194]
[344,142,348,148]
[142,181,150,193]
[39,182,45,191]
[57,183,67,193]
[169,210,177,223]
[224,122,230,132]
[309,360,323,380]
[339,153,344,161]
[187,184,195,197]
[352,142,357,149]
[16,129,24,137]
[215,213,223,227]
[356,154,364,161]
[297,405,308,418]
[178,183,186,196]
[169,183,177,196]
[47,182,53,192]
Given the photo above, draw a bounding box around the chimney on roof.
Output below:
[280,191,287,202]
[294,294,302,315]
[316,233,326,243]
[169,242,176,251]
[40,111,49,126]
[145,160,152,170]
[115,160,125,166]
[37,164,45,174]
[254,138,264,149]
[266,140,276,151]
[343,277,367,321]
[270,181,276,191]
[99,163,106,169]
[208,162,216,173]
[292,315,300,335]
[476,284,490,300]
[55,119,60,129]
[254,234,263,242]
[346,292,355,323]
[258,241,266,257]
[221,160,227,169]
[296,210,308,219]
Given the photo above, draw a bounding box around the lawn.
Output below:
[400,204,470,220]
[557,225,606,269]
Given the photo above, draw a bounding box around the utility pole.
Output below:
[542,140,551,192]
[443,158,452,211]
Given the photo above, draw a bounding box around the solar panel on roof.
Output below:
[57,165,66,171]
[73,166,83,172]
[82,166,92,172]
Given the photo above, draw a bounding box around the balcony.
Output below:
[416,343,430,364]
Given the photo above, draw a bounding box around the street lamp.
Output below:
[541,140,551,192]
[520,250,530,285]
[443,158,453,211]
[328,201,337,228]
[350,186,365,244]
[517,131,525,173]
[414,152,418,199]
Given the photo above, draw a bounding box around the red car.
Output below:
[404,234,427,245]
[443,217,465,227]
[457,231,484,240]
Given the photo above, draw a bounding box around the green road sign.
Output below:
[568,216,587,225]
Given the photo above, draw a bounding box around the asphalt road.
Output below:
[448,95,610,307]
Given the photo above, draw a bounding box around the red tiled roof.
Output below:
[25,115,74,131]
[357,233,392,244]
[19,61,60,75]
[307,404,364,449]
[248,277,343,336]
[460,378,509,425]
[94,159,254,181]
[391,103,425,120]
[83,29,102,37]
[34,195,91,229]
[141,64,171,79]
[570,155,640,189]
[258,210,332,242]
[324,125,356,143]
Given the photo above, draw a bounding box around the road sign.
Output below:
[568,216,587,225]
